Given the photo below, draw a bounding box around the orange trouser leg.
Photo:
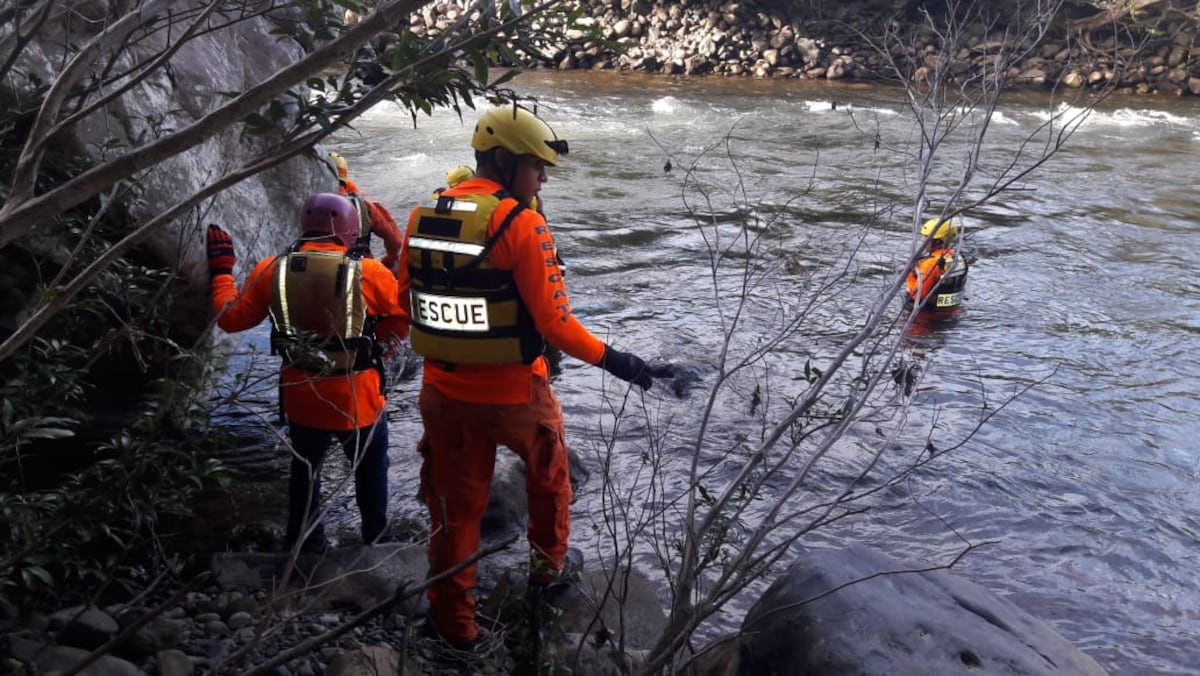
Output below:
[417,377,574,642]
[418,385,496,645]
[498,376,572,583]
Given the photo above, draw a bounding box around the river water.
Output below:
[223,70,1200,672]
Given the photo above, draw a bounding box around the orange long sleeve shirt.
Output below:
[365,200,404,271]
[211,241,409,430]
[397,177,606,404]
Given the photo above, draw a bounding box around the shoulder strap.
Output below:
[451,194,528,281]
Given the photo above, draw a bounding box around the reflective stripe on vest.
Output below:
[267,251,373,373]
[406,192,544,365]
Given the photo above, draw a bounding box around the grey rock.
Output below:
[50,605,119,650]
[301,543,429,614]
[737,544,1108,675]
[560,567,667,651]
[9,634,143,676]
[327,646,401,676]
[185,593,216,614]
[207,551,288,590]
[482,449,590,538]
[156,648,196,676]
[318,646,343,661]
[227,611,254,630]
[128,617,186,656]
[226,592,259,616]
[204,619,230,637]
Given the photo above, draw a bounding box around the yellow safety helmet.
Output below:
[471,105,569,166]
[920,217,958,243]
[330,151,350,181]
[445,165,474,187]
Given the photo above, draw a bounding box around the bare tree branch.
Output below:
[0,0,424,247]
[0,0,567,363]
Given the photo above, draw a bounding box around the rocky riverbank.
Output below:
[408,0,1200,97]
[2,538,1109,675]
[0,536,664,676]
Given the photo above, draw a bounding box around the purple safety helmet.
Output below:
[299,192,359,248]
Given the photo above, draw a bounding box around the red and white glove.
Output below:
[206,224,236,278]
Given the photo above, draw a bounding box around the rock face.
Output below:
[736,544,1108,675]
[7,7,332,340]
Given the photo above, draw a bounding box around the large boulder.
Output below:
[7,5,332,339]
[737,544,1107,675]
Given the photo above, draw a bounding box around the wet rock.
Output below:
[737,543,1108,675]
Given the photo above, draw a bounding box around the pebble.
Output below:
[228,611,254,629]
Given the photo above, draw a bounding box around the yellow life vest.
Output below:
[267,250,374,373]
[406,192,544,365]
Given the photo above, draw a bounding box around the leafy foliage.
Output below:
[0,415,229,609]
[0,183,231,607]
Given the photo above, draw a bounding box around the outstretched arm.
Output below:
[367,200,404,273]
[498,206,653,390]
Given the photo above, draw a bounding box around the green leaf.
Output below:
[491,70,519,88]
[21,427,75,440]
[473,49,488,84]
[315,112,333,133]
[21,566,54,588]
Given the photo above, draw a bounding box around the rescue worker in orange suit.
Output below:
[330,151,405,275]
[396,104,655,647]
[207,193,409,554]
[905,216,968,312]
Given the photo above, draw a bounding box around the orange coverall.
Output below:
[397,177,606,645]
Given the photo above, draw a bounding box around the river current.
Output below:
[223,70,1200,672]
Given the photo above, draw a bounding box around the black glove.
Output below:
[599,345,652,390]
[645,360,701,398]
[206,224,236,278]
